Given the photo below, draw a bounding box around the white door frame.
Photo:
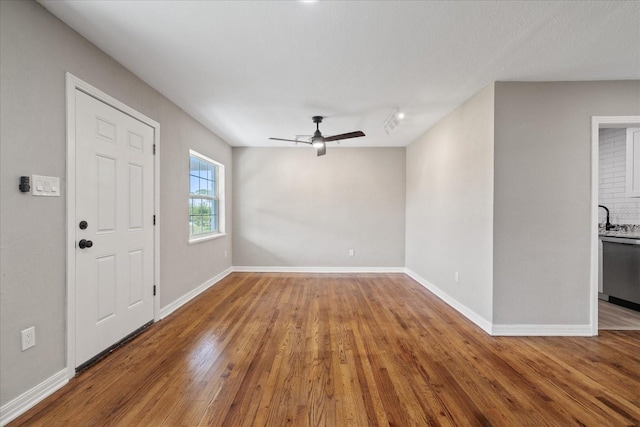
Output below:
[590,115,640,336]
[65,73,161,379]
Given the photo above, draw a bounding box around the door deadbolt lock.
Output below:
[79,220,88,230]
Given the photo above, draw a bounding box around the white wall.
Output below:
[599,128,640,225]
[405,84,495,324]
[233,147,405,268]
[0,0,231,407]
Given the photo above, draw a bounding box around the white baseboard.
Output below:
[405,269,593,337]
[159,267,233,319]
[491,324,593,336]
[232,266,406,273]
[0,369,68,426]
[405,269,493,334]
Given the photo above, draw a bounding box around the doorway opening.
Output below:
[591,116,640,334]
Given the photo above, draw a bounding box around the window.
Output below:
[189,150,225,242]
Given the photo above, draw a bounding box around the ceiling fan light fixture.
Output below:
[315,141,326,157]
[312,138,325,148]
[312,124,325,147]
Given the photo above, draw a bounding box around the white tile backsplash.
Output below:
[598,128,640,225]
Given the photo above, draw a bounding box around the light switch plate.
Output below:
[32,175,60,197]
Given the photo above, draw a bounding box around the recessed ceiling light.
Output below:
[397,112,405,120]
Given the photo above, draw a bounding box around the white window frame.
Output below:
[188,149,226,244]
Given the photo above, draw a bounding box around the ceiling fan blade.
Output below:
[316,143,326,157]
[269,137,312,145]
[323,131,365,142]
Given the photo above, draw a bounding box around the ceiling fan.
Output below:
[269,116,365,156]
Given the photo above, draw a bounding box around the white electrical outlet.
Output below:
[21,327,35,351]
[454,272,460,283]
[349,249,355,257]
[224,250,228,258]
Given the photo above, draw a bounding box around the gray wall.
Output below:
[406,84,495,322]
[0,0,231,406]
[233,147,405,267]
[493,81,640,324]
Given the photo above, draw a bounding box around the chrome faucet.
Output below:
[598,205,615,230]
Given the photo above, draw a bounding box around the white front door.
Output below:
[74,89,155,366]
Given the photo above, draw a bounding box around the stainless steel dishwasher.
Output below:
[601,236,640,311]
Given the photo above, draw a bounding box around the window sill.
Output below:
[188,232,227,245]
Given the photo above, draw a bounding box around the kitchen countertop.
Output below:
[599,224,640,240]
[600,233,640,240]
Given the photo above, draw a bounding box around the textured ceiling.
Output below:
[40,1,640,148]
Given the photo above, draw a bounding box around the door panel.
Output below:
[75,89,154,366]
[96,154,116,232]
[96,254,117,322]
[128,249,144,307]
[128,163,144,229]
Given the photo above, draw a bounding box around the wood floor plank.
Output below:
[599,299,640,330]
[9,272,640,426]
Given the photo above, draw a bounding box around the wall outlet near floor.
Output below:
[224,250,228,258]
[21,327,35,351]
[349,249,355,257]
[454,272,460,283]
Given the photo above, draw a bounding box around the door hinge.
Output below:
[153,215,156,225]
[153,285,156,296]
[153,144,156,155]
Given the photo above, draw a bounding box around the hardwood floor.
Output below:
[599,299,640,330]
[10,273,640,426]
